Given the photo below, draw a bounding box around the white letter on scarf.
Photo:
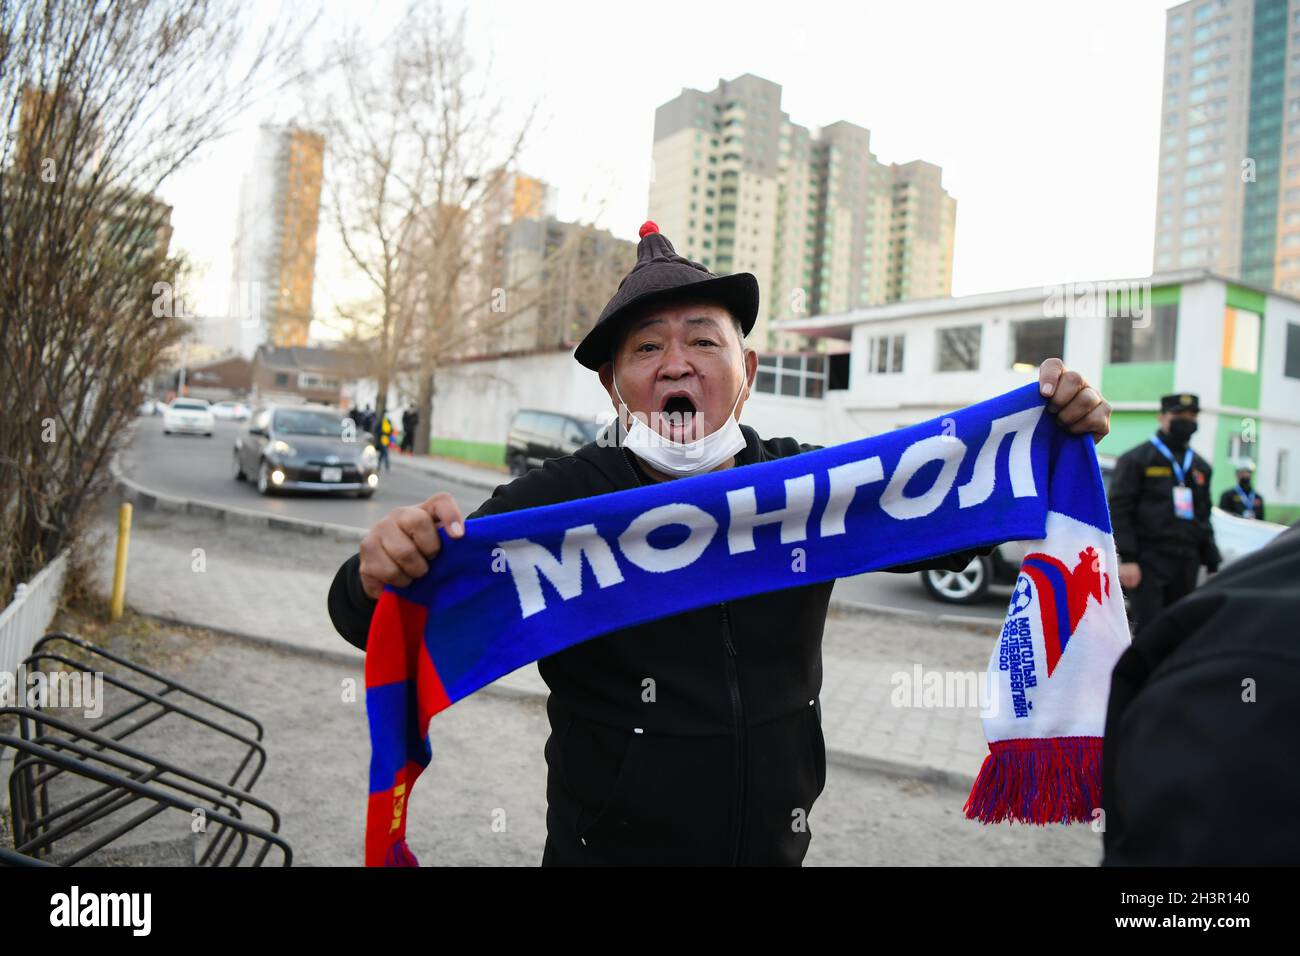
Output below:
[618,503,718,573]
[819,457,885,537]
[726,474,816,554]
[956,406,1043,508]
[880,435,966,519]
[498,524,625,618]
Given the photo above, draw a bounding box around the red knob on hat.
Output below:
[639,220,659,238]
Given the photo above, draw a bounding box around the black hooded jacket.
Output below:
[327,420,985,865]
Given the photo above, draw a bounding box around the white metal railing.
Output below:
[0,551,69,681]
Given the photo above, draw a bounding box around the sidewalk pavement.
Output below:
[90,494,997,790]
[389,452,506,493]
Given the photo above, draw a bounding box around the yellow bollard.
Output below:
[110,502,132,621]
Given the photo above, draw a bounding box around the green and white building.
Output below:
[767,270,1300,524]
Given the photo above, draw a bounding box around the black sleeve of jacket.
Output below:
[784,439,994,573]
[328,553,376,652]
[326,462,587,651]
[1107,452,1143,563]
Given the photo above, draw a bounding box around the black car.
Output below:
[919,458,1118,604]
[233,404,380,498]
[506,409,604,476]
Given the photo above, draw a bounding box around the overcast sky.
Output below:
[159,0,1180,333]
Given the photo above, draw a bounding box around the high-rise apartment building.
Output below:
[228,124,325,357]
[648,73,956,351]
[1151,0,1300,292]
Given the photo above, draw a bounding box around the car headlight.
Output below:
[271,439,296,457]
[360,444,378,467]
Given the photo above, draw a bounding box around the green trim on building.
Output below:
[1105,282,1180,314]
[429,437,508,470]
[1211,413,1241,503]
[1225,284,1267,315]
[1099,362,1175,404]
[1096,410,1155,459]
[1220,367,1262,408]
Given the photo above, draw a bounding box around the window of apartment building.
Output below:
[274,372,289,386]
[1009,318,1066,370]
[936,325,982,372]
[1110,303,1178,363]
[867,334,905,374]
[1286,323,1300,379]
[755,354,827,398]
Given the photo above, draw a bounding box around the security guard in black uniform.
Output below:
[1218,459,1265,520]
[1107,392,1221,633]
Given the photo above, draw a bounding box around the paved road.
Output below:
[123,415,1010,621]
[122,416,499,528]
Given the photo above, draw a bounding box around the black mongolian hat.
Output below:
[574,220,759,370]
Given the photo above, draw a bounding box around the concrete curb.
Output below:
[109,440,365,542]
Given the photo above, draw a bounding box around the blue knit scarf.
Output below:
[364,383,1130,865]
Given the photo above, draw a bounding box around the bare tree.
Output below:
[314,2,605,448]
[0,0,311,601]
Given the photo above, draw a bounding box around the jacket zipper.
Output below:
[621,436,749,864]
[721,601,746,866]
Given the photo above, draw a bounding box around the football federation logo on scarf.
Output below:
[1019,548,1111,678]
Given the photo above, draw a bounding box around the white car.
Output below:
[211,400,251,421]
[1210,506,1287,566]
[163,398,215,436]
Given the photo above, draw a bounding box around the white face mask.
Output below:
[612,371,747,478]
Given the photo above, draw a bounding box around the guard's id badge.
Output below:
[1173,485,1194,520]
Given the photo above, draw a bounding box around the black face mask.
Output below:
[1167,418,1198,444]
[1238,477,1253,492]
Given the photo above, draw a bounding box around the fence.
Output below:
[0,552,69,682]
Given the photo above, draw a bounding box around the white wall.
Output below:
[1174,279,1226,406]
[431,350,613,449]
[1259,292,1300,506]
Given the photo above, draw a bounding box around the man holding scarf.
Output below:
[328,221,1112,865]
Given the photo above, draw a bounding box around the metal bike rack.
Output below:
[1,632,292,866]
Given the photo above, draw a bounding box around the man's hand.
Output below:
[358,492,465,600]
[1038,358,1111,440]
[1118,561,1142,590]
